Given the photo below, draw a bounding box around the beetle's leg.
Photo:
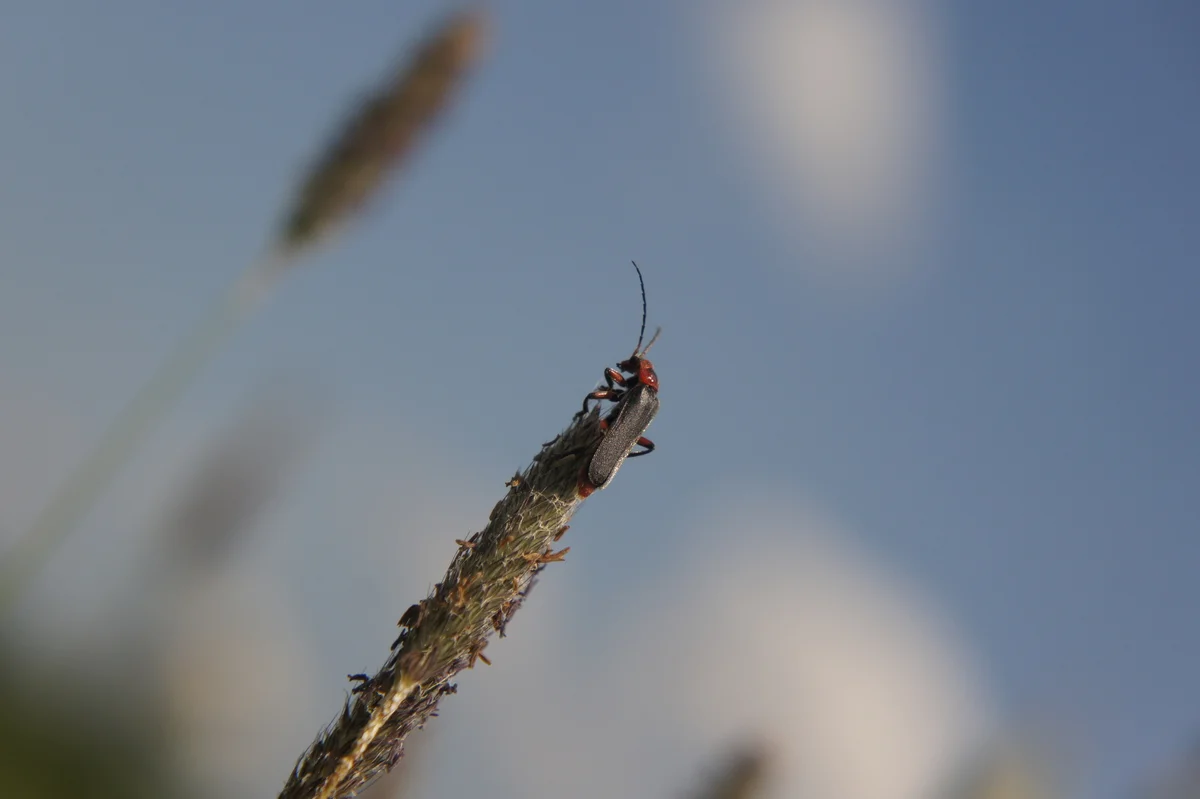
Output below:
[603,368,628,389]
[577,387,624,417]
[574,368,632,418]
[624,436,656,458]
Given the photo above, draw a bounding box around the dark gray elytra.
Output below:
[587,383,660,490]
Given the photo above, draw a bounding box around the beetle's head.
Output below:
[616,351,659,392]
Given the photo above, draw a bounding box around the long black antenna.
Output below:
[632,260,648,355]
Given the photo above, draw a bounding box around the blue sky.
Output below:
[1,2,1198,797]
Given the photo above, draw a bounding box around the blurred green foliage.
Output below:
[0,649,180,799]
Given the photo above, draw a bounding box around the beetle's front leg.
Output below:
[577,387,624,418]
[603,367,628,390]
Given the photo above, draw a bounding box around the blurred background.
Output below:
[1,1,1198,797]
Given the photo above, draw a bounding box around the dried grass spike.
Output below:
[279,409,605,799]
[277,8,488,256]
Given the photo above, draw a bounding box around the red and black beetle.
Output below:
[577,262,661,497]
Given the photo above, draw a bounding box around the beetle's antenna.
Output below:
[641,326,662,356]
[632,260,648,355]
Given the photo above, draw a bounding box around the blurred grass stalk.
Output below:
[153,383,322,583]
[688,744,771,799]
[0,8,487,614]
[280,411,605,799]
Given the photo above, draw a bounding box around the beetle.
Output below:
[576,262,661,498]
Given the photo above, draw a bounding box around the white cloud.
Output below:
[704,0,946,284]
[447,492,994,799]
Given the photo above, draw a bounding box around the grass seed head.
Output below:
[277,8,487,258]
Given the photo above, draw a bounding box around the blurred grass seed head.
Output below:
[278,8,488,257]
